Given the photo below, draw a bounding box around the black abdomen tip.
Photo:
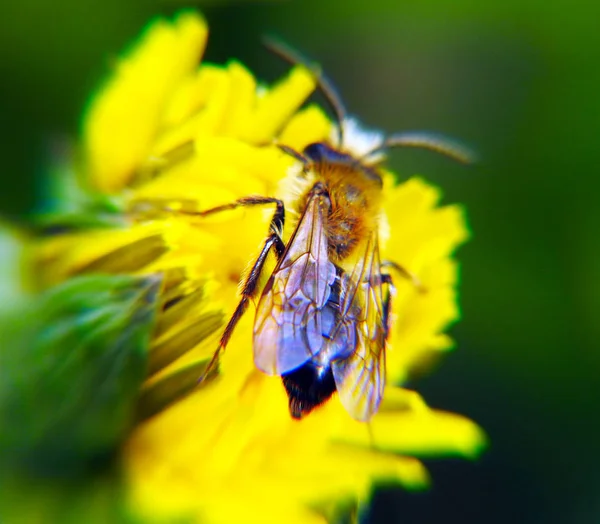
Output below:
[282,363,336,419]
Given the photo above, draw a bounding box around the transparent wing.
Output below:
[253,192,336,375]
[330,233,387,421]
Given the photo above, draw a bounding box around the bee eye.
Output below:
[303,142,330,163]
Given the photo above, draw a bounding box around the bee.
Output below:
[194,41,473,421]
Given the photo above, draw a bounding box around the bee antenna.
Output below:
[368,131,477,165]
[263,36,347,147]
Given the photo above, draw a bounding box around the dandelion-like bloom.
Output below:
[32,11,485,523]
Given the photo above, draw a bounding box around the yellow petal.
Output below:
[83,12,208,193]
[31,222,169,286]
[278,104,332,151]
[238,65,317,144]
[334,387,487,459]
[380,177,470,380]
[219,62,258,137]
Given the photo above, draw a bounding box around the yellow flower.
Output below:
[33,11,485,524]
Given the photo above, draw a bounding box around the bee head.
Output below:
[303,142,354,165]
[302,141,383,187]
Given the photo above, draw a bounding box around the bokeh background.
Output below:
[1,0,598,522]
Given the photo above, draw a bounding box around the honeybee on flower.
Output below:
[191,40,475,421]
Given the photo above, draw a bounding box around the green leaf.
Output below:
[0,224,29,315]
[0,273,161,476]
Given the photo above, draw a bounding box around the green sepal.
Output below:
[0,273,161,476]
[33,190,127,234]
[33,205,128,234]
[34,151,127,233]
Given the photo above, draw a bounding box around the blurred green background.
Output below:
[1,0,598,522]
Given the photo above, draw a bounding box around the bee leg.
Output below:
[275,144,312,176]
[200,232,286,384]
[178,196,285,233]
[198,199,287,384]
[381,273,394,339]
[381,261,427,293]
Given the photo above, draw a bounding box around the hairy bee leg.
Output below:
[275,144,314,177]
[177,196,285,231]
[195,198,287,384]
[200,231,286,384]
[381,260,426,293]
[366,422,376,449]
[276,144,311,165]
[381,273,394,338]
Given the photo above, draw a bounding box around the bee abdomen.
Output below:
[281,364,336,419]
[281,269,344,419]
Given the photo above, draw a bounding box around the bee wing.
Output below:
[331,234,387,421]
[253,192,337,375]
